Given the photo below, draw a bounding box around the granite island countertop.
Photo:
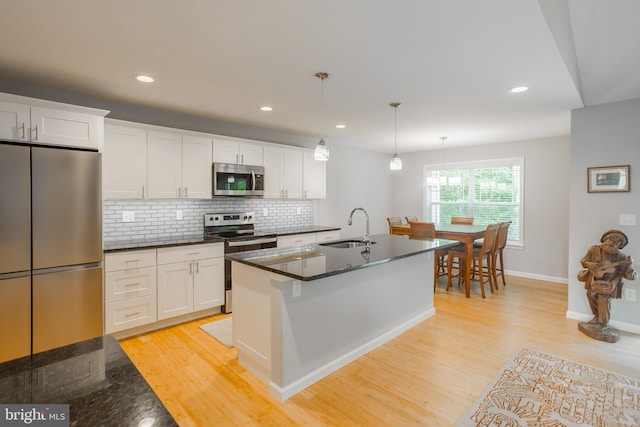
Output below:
[0,335,177,427]
[225,233,459,281]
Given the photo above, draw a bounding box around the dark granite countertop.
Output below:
[0,335,177,427]
[103,226,341,252]
[103,234,224,252]
[226,233,459,281]
[257,225,341,236]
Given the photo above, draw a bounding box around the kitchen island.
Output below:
[226,233,458,401]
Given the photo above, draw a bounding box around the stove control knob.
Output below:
[213,216,219,221]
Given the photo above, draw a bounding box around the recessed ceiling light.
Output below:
[260,106,273,112]
[508,86,528,94]
[335,124,346,129]
[135,75,154,83]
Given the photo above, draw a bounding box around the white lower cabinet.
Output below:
[156,243,224,321]
[277,233,317,248]
[104,249,157,334]
[104,242,224,334]
[277,230,341,248]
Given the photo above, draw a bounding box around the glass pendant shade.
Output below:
[389,154,402,170]
[314,138,329,161]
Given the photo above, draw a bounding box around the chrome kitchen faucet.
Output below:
[348,207,370,243]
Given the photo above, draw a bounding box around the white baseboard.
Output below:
[506,269,567,284]
[268,308,436,401]
[566,310,640,335]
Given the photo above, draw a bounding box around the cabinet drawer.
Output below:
[316,231,341,243]
[105,249,156,272]
[277,233,316,248]
[104,267,156,303]
[105,295,157,334]
[157,243,223,265]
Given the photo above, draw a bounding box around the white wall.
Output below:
[389,136,571,281]
[568,98,640,329]
[315,145,393,237]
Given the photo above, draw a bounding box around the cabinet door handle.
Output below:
[184,187,188,198]
[125,311,141,317]
[142,186,145,198]
[18,122,25,139]
[32,124,38,141]
[189,263,192,275]
[236,153,239,163]
[241,154,244,164]
[125,282,141,287]
[196,261,199,274]
[285,189,288,198]
[304,190,307,198]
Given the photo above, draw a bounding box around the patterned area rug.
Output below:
[200,317,233,348]
[456,348,640,426]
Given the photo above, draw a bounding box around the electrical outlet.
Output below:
[176,210,183,220]
[122,211,135,222]
[624,288,636,302]
[292,281,301,298]
[619,214,637,226]
[263,208,268,217]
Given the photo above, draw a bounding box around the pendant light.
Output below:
[314,72,330,161]
[389,102,402,170]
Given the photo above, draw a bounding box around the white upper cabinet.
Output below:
[213,137,263,166]
[147,131,183,199]
[0,100,29,140]
[182,135,213,199]
[0,93,107,149]
[303,151,326,199]
[263,146,303,199]
[104,121,213,200]
[103,124,148,199]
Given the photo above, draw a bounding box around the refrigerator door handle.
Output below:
[32,262,102,276]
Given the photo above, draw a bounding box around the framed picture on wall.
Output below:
[587,165,630,193]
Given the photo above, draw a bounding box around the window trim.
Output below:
[422,156,524,247]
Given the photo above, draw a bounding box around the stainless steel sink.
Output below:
[319,239,376,249]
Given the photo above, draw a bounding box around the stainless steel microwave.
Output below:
[213,163,265,197]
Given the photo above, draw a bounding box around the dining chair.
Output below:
[446,223,499,298]
[492,221,511,288]
[437,217,471,283]
[387,217,403,233]
[450,216,474,224]
[405,216,418,223]
[407,221,436,239]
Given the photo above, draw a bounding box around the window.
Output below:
[424,157,523,246]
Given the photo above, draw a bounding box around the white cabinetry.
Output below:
[213,137,263,165]
[104,249,158,334]
[0,93,107,149]
[277,230,341,248]
[156,243,224,320]
[303,151,326,199]
[103,124,147,199]
[104,122,213,199]
[264,146,303,199]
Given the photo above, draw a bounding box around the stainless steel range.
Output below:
[204,212,277,313]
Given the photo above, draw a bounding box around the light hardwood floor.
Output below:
[120,276,640,426]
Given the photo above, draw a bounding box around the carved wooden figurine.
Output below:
[577,230,637,343]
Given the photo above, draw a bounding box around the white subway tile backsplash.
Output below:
[103,198,315,242]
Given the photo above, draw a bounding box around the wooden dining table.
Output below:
[433,223,487,297]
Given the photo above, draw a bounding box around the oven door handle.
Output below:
[227,237,278,247]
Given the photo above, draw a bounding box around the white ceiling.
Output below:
[1,0,639,154]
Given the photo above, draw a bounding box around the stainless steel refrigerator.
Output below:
[0,141,103,363]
